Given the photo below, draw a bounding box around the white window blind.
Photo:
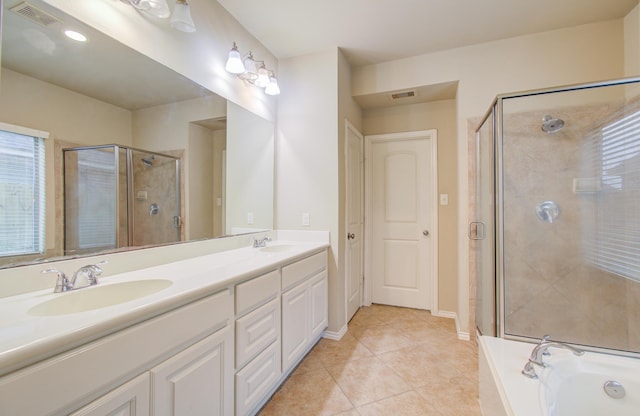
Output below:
[0,129,46,257]
[77,149,117,250]
[589,110,640,281]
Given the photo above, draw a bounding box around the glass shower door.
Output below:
[474,108,496,336]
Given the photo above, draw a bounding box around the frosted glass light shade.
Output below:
[239,54,258,81]
[265,75,280,96]
[255,65,270,88]
[171,0,196,32]
[225,47,245,74]
[134,0,170,18]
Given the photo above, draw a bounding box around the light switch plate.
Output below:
[247,212,254,224]
[302,213,310,226]
[440,194,449,205]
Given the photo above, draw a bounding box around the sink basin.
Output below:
[260,245,298,253]
[28,279,173,316]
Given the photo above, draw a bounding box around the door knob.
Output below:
[423,230,429,237]
[347,232,355,240]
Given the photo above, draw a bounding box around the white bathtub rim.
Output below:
[480,335,640,416]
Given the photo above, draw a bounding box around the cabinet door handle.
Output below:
[423,230,429,237]
[347,233,355,240]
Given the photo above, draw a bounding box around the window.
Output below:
[0,126,46,257]
[589,110,640,281]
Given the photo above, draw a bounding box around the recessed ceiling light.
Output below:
[64,30,87,42]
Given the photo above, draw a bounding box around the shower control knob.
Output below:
[423,230,429,237]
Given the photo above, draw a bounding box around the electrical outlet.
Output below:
[439,194,449,205]
[302,213,310,226]
[247,212,254,224]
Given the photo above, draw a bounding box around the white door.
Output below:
[366,130,437,310]
[345,121,364,321]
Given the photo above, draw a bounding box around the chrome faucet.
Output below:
[522,335,585,379]
[253,236,272,248]
[42,261,108,293]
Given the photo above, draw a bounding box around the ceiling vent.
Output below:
[9,2,60,27]
[390,90,416,100]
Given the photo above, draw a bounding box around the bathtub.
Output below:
[478,336,640,416]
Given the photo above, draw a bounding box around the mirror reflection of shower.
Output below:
[541,114,565,133]
[63,145,181,254]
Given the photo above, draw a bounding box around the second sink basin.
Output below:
[28,279,173,316]
[260,245,298,253]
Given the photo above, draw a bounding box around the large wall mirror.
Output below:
[0,0,274,268]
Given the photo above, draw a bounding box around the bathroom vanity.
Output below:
[0,237,328,416]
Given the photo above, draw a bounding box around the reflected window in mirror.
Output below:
[0,125,47,258]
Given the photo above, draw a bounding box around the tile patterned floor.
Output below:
[259,304,481,415]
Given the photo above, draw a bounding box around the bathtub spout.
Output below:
[521,335,585,379]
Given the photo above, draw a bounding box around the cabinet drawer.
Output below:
[281,250,327,291]
[235,297,280,369]
[235,269,280,316]
[235,341,281,416]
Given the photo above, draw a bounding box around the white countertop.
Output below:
[0,240,328,377]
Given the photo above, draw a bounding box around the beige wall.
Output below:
[353,19,627,335]
[276,50,342,332]
[212,130,226,238]
[226,101,274,234]
[362,99,458,312]
[187,123,215,240]
[625,4,640,77]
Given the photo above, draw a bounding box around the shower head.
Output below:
[541,115,565,133]
[141,155,155,167]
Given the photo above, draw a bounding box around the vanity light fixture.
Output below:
[225,43,280,95]
[124,0,196,32]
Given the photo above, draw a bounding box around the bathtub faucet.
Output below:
[521,335,585,379]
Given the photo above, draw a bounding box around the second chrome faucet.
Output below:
[522,335,585,379]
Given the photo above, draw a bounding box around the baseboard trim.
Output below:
[432,310,470,341]
[323,324,348,341]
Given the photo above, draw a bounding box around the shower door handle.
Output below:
[469,221,485,240]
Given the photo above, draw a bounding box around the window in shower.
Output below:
[0,128,46,257]
[76,148,117,250]
[589,110,640,281]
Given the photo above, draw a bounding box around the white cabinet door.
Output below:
[70,373,150,416]
[309,270,328,340]
[281,283,310,370]
[151,327,233,416]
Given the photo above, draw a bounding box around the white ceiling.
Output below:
[217,0,639,67]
